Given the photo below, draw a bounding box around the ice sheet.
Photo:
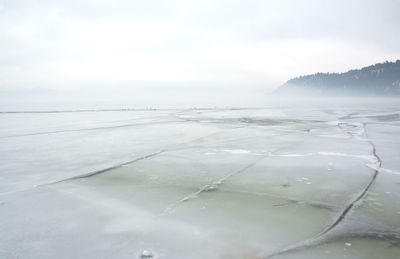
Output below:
[1,103,399,258]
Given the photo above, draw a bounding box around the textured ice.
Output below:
[1,102,400,259]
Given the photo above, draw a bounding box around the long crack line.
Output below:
[320,124,380,235]
[0,119,183,139]
[160,156,266,216]
[37,128,233,187]
[264,122,382,258]
[41,150,167,186]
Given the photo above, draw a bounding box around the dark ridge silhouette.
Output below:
[274,60,400,96]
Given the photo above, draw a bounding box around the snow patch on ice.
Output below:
[271,152,314,157]
[317,152,377,163]
[140,250,154,258]
[221,149,250,154]
[316,135,350,139]
[326,121,341,126]
[379,168,400,175]
[366,163,381,171]
[277,153,314,157]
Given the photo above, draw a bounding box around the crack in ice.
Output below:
[263,122,383,258]
[43,150,167,185]
[160,157,267,216]
[0,119,184,138]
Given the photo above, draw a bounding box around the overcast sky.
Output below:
[1,0,399,93]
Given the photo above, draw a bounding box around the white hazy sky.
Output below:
[1,0,400,93]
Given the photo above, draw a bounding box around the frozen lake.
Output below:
[1,101,400,258]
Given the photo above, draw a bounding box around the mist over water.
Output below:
[2,86,400,112]
[0,87,268,111]
[1,1,400,258]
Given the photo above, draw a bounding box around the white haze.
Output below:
[0,0,400,109]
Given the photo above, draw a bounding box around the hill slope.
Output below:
[274,60,400,96]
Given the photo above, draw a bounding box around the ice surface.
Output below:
[1,102,400,258]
